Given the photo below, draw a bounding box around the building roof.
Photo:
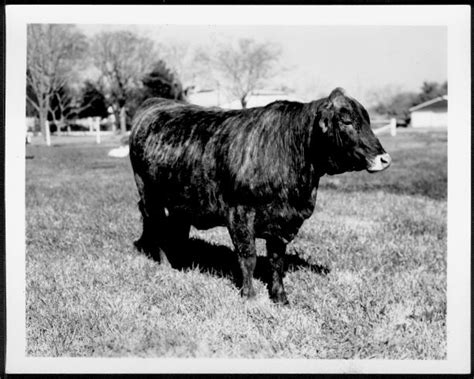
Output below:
[222,90,303,109]
[409,95,448,112]
[187,87,303,109]
[187,89,221,107]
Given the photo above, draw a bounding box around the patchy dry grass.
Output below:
[26,129,446,358]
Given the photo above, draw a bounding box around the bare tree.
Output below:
[418,81,448,103]
[75,81,109,120]
[92,31,155,133]
[26,24,87,144]
[159,43,190,85]
[158,42,207,91]
[198,38,281,108]
[364,84,404,110]
[49,84,101,134]
[49,85,74,135]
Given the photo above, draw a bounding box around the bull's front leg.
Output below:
[227,206,257,299]
[266,238,289,305]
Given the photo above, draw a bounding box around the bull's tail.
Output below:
[133,173,148,215]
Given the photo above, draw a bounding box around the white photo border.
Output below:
[5,4,471,374]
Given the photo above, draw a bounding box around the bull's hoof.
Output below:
[159,250,172,267]
[241,286,257,300]
[133,239,145,252]
[270,291,289,305]
[134,240,171,267]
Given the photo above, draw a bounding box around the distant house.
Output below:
[409,95,447,128]
[187,88,302,109]
[221,89,303,109]
[187,88,223,107]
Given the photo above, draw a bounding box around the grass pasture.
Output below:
[26,128,447,359]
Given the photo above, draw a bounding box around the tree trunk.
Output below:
[45,120,51,146]
[120,106,127,134]
[112,108,120,133]
[56,116,65,136]
[240,95,247,109]
[39,95,51,145]
[39,110,46,139]
[111,115,117,133]
[39,108,51,146]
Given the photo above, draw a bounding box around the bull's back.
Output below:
[131,99,219,173]
[130,99,235,219]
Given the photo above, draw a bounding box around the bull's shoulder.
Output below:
[139,97,188,111]
[251,100,315,128]
[140,99,239,117]
[264,100,304,108]
[131,100,238,151]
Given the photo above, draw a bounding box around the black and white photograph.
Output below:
[4,4,471,374]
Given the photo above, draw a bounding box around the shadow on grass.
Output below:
[146,237,330,290]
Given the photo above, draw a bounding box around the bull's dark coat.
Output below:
[130,88,390,303]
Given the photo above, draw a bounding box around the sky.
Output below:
[79,24,447,104]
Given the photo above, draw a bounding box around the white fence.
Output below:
[63,130,115,137]
[28,116,397,148]
[27,116,110,146]
[373,118,397,137]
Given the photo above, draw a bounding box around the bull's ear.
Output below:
[328,87,347,109]
[329,87,347,98]
[318,102,333,134]
[317,88,348,133]
[318,115,329,133]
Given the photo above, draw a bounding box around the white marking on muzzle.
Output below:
[367,153,391,172]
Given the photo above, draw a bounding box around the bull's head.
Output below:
[316,87,391,175]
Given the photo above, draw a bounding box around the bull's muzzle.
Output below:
[367,153,391,172]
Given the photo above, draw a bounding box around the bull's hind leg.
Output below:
[266,238,289,305]
[134,201,171,266]
[227,206,257,299]
[133,173,172,265]
[160,214,191,262]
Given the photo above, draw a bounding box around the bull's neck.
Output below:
[303,98,331,178]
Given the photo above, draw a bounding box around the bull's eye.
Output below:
[340,119,352,126]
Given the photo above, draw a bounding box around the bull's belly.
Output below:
[145,175,317,240]
[165,200,314,242]
[162,195,227,230]
[254,204,314,241]
[181,209,227,230]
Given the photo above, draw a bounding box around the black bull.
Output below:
[129,87,391,304]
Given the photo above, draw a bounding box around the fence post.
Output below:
[88,117,93,133]
[95,117,101,144]
[390,118,397,136]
